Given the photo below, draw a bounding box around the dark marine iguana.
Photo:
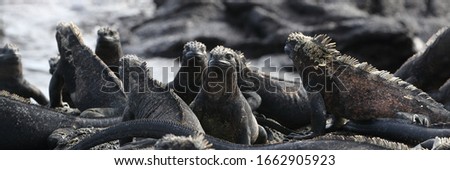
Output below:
[0,92,121,149]
[95,26,123,76]
[284,32,450,138]
[48,26,123,108]
[48,55,75,108]
[190,46,267,144]
[69,119,410,150]
[168,41,262,109]
[118,55,204,145]
[394,27,450,92]
[233,51,326,130]
[49,22,127,117]
[168,41,208,104]
[0,43,49,106]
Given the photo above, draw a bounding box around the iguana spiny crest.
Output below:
[285,32,436,101]
[183,41,207,57]
[286,32,339,68]
[56,22,85,49]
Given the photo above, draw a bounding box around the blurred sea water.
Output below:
[0,0,156,98]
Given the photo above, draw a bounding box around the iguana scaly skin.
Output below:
[395,27,450,92]
[70,119,409,150]
[0,43,49,105]
[50,22,127,116]
[234,52,326,130]
[168,41,208,105]
[284,32,450,137]
[48,55,75,107]
[49,26,123,108]
[0,94,121,149]
[119,55,204,145]
[190,46,266,144]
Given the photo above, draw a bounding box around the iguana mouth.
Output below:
[97,36,118,43]
[208,59,232,68]
[0,44,21,63]
[184,51,205,60]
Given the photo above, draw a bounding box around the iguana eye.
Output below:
[225,54,233,60]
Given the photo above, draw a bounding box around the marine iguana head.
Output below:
[119,55,149,93]
[95,26,123,65]
[284,32,339,70]
[171,41,208,96]
[97,27,121,45]
[0,43,22,78]
[119,55,165,93]
[178,41,208,82]
[0,43,21,64]
[55,22,85,65]
[182,41,207,64]
[203,46,240,96]
[56,22,85,51]
[48,55,60,74]
[208,45,241,68]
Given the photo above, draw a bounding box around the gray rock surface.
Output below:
[121,0,450,72]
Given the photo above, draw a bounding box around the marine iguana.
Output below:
[234,51,326,130]
[48,55,75,108]
[95,26,123,76]
[69,119,409,150]
[394,27,450,92]
[48,26,123,108]
[168,41,208,104]
[119,55,204,145]
[168,41,262,109]
[284,32,450,138]
[0,92,121,149]
[343,118,450,146]
[49,22,127,117]
[0,43,49,106]
[190,46,266,144]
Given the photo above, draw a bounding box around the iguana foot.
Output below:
[395,112,430,126]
